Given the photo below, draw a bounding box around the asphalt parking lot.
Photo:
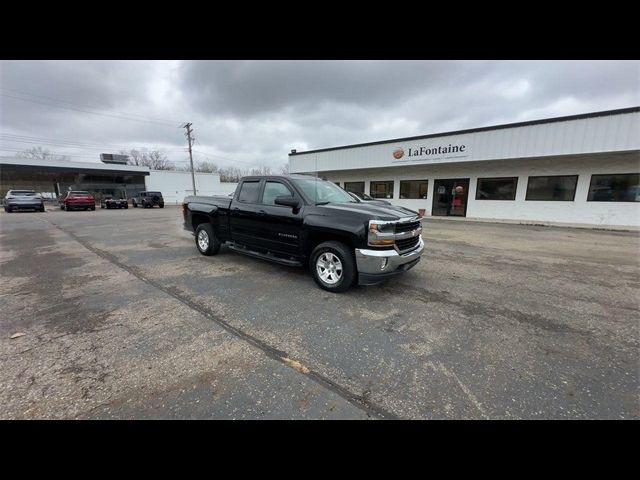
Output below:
[1,206,638,419]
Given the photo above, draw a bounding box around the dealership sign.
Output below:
[392,143,469,163]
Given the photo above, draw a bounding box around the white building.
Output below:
[289,107,640,229]
[145,169,237,205]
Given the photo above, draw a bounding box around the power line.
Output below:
[1,133,253,168]
[0,87,181,124]
[0,147,122,161]
[0,137,185,154]
[0,91,183,127]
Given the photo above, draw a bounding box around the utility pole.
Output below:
[182,123,197,195]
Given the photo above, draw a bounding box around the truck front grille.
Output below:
[395,220,421,233]
[395,236,420,252]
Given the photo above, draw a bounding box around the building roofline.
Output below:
[0,156,150,175]
[288,106,640,157]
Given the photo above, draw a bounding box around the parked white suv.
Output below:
[4,190,45,213]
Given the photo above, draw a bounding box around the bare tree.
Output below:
[17,147,69,161]
[121,149,144,166]
[120,148,175,170]
[279,163,290,175]
[194,161,219,173]
[219,166,247,183]
[249,165,273,176]
[145,150,175,170]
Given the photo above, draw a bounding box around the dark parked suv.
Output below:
[132,191,164,208]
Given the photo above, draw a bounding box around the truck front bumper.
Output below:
[354,237,424,285]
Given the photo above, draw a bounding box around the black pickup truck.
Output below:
[182,175,424,292]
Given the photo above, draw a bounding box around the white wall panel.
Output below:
[145,170,237,205]
[325,152,640,228]
[290,110,640,174]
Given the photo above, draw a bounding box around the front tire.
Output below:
[310,241,357,293]
[195,224,220,256]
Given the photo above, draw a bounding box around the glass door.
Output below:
[432,179,470,216]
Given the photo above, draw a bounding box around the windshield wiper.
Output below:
[315,201,331,205]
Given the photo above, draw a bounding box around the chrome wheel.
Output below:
[197,229,209,251]
[316,252,343,285]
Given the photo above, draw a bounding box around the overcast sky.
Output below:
[1,60,638,170]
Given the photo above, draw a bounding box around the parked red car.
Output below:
[60,191,96,211]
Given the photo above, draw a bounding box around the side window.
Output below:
[237,181,261,203]
[262,181,293,205]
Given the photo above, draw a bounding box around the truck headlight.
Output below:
[369,222,394,233]
[368,220,395,246]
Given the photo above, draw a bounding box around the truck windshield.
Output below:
[292,178,356,204]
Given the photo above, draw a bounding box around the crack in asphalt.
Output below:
[45,218,398,420]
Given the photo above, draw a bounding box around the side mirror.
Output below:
[274,196,300,208]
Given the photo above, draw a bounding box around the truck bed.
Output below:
[182,195,232,234]
[183,195,232,210]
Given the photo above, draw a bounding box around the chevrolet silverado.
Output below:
[182,175,424,292]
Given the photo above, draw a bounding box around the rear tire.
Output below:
[195,224,220,256]
[159,204,164,208]
[310,241,357,293]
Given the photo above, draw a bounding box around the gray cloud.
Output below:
[1,60,638,170]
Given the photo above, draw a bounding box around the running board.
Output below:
[226,243,303,267]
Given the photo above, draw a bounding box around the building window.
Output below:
[587,174,640,202]
[370,181,394,199]
[476,177,518,200]
[344,182,365,194]
[400,180,428,199]
[525,175,578,201]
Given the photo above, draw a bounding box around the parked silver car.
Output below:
[346,191,392,206]
[4,190,45,212]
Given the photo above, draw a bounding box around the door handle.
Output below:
[258,210,267,216]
